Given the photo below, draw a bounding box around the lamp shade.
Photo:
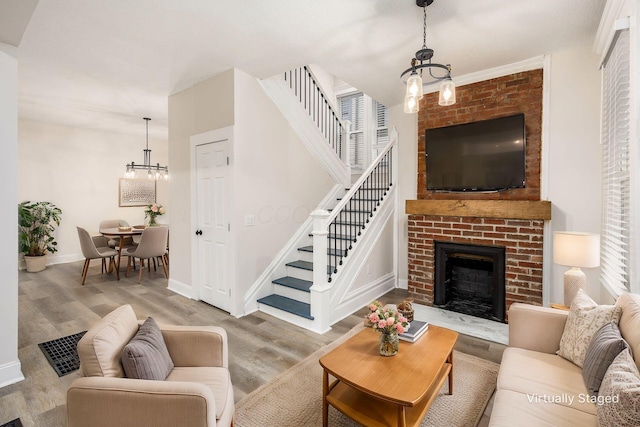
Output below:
[438,78,456,106]
[404,95,420,114]
[553,232,600,268]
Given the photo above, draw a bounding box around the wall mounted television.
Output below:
[425,113,526,192]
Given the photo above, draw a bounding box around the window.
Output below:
[600,27,632,295]
[338,93,388,170]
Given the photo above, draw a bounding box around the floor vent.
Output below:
[38,331,87,377]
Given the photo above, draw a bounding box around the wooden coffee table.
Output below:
[319,325,458,427]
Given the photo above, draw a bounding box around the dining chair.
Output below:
[77,227,120,286]
[124,227,169,283]
[99,219,130,248]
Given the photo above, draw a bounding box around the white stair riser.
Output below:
[286,266,313,281]
[298,251,313,263]
[258,303,316,329]
[273,284,310,304]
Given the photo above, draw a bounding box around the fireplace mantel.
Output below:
[406,200,552,221]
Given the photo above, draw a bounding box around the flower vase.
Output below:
[148,216,157,227]
[379,330,399,356]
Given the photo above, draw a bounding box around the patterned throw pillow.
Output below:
[557,290,622,368]
[597,348,640,427]
[122,317,174,380]
[582,322,627,395]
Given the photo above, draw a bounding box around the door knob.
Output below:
[195,230,203,236]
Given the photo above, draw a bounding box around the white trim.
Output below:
[0,360,24,389]
[167,278,194,300]
[594,0,630,55]
[397,278,408,290]
[423,56,546,94]
[541,54,553,307]
[330,272,396,327]
[189,126,237,314]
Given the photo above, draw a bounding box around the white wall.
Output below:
[546,48,602,303]
[168,69,235,294]
[233,68,334,315]
[389,106,418,289]
[168,68,334,314]
[0,46,24,388]
[350,215,395,289]
[18,120,169,265]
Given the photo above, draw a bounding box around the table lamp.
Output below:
[553,231,600,306]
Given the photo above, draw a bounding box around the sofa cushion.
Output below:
[489,389,598,427]
[167,366,232,420]
[497,347,596,415]
[122,317,174,381]
[557,290,622,368]
[77,304,139,377]
[582,322,627,396]
[616,292,640,370]
[596,348,640,427]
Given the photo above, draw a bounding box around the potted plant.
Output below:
[18,201,62,272]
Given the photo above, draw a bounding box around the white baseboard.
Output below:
[397,278,408,289]
[167,279,195,300]
[0,360,24,389]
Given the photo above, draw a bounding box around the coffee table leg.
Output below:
[322,369,329,427]
[397,406,407,427]
[448,350,454,395]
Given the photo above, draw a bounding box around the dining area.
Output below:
[76,220,169,286]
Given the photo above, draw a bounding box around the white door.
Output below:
[196,140,232,312]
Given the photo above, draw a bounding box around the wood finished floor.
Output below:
[0,260,505,426]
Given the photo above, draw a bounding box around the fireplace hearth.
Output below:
[434,241,506,323]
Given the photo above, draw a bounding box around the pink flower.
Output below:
[399,316,407,324]
[378,320,387,329]
[386,317,395,326]
[151,204,158,213]
[369,313,379,323]
[396,324,405,334]
[369,304,377,311]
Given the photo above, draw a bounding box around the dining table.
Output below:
[100,226,145,270]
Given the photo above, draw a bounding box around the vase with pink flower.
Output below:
[144,203,165,227]
[366,301,409,356]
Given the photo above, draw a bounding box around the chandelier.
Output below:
[401,0,455,113]
[124,118,169,181]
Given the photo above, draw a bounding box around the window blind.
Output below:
[600,28,631,294]
[338,93,365,168]
[373,100,389,159]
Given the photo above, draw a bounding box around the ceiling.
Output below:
[3,0,606,140]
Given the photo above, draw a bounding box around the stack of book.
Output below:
[399,320,429,343]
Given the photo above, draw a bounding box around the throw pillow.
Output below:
[557,289,622,368]
[597,348,640,427]
[122,317,174,380]
[582,322,627,395]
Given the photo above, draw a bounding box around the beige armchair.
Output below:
[67,305,234,427]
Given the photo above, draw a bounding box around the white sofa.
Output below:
[489,293,640,426]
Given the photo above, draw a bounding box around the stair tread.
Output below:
[286,260,313,270]
[258,295,314,320]
[285,260,335,275]
[298,246,346,256]
[272,276,312,292]
[307,233,356,241]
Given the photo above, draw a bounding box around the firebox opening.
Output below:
[434,242,506,323]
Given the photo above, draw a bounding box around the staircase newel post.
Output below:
[310,209,331,333]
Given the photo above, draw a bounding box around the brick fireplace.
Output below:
[407,214,545,315]
[407,69,549,320]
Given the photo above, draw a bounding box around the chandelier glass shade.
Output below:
[124,117,169,181]
[401,0,455,113]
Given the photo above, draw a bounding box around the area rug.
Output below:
[235,326,499,427]
[38,331,86,377]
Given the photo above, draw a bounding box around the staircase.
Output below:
[251,66,398,333]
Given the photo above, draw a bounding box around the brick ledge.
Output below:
[406,200,552,220]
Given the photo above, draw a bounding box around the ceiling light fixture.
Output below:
[124,118,169,181]
[401,0,455,113]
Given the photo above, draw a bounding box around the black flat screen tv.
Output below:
[425,113,526,192]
